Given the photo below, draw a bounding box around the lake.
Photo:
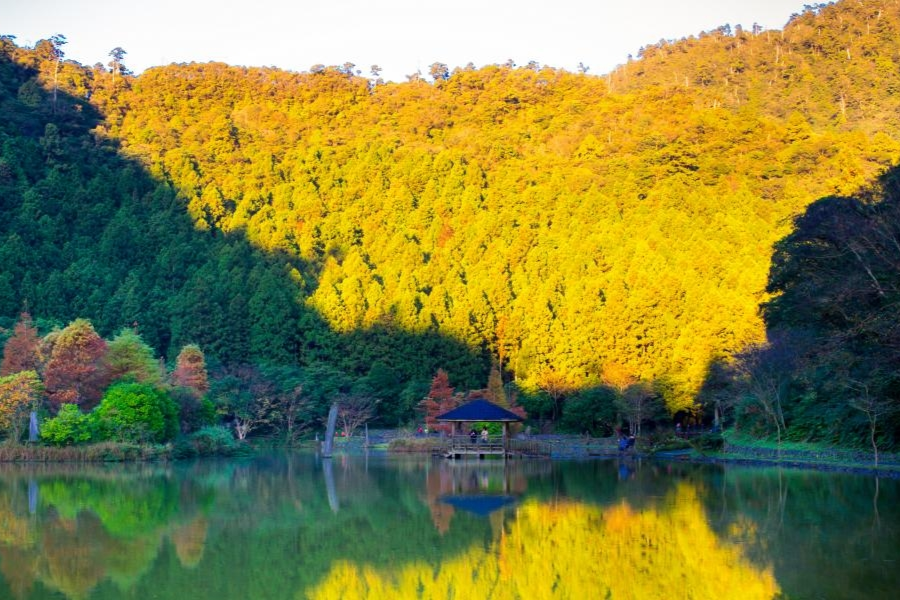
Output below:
[0,453,896,599]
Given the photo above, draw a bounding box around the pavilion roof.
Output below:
[435,398,524,422]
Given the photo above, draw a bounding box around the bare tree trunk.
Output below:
[869,412,879,467]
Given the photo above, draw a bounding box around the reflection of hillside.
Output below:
[705,468,900,600]
[308,482,779,600]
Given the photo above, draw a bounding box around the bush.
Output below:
[691,432,725,453]
[171,386,215,434]
[171,438,197,459]
[649,436,693,453]
[187,426,240,457]
[40,404,96,446]
[96,382,179,443]
[388,436,442,453]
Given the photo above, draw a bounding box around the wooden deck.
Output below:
[439,436,550,459]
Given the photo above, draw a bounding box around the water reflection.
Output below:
[0,457,896,599]
[423,460,549,527]
[310,475,778,600]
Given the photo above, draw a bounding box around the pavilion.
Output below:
[435,398,525,458]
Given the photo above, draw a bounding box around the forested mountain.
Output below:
[2,0,900,432]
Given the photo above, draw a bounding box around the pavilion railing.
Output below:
[440,435,550,457]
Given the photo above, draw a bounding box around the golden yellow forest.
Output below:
[2,0,900,430]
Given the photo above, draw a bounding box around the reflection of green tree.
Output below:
[702,467,900,600]
[118,455,492,600]
[40,476,179,538]
[0,465,218,599]
[37,510,165,599]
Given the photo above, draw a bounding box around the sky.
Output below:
[2,0,813,82]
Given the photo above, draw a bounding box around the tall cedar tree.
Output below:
[1,312,42,376]
[43,319,109,409]
[418,369,462,433]
[106,328,163,386]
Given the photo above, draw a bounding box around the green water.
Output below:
[0,454,896,599]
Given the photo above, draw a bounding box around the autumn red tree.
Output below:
[170,344,209,398]
[43,319,109,409]
[418,369,462,433]
[1,312,42,376]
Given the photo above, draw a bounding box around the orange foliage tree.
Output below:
[1,312,41,376]
[170,344,210,398]
[418,369,462,433]
[43,319,109,410]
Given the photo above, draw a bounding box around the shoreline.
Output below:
[3,433,899,478]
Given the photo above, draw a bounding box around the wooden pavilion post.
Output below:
[503,422,509,457]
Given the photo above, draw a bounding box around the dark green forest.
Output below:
[1,0,900,449]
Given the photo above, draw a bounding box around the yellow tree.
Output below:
[0,371,42,442]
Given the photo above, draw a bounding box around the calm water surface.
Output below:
[0,453,896,599]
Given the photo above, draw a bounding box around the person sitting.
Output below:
[618,435,637,452]
[469,428,477,444]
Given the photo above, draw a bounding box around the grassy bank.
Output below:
[707,431,900,475]
[0,442,172,462]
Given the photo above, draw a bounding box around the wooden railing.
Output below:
[444,435,504,453]
[507,438,552,457]
[439,436,551,458]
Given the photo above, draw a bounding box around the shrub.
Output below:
[96,382,179,443]
[388,436,442,453]
[649,436,693,453]
[171,386,215,434]
[40,404,96,446]
[691,432,725,453]
[187,426,239,457]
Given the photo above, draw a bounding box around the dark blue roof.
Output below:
[435,398,524,422]
[439,494,517,516]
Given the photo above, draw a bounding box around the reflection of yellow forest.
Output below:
[307,482,778,600]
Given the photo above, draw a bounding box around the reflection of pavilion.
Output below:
[440,494,516,516]
[426,459,551,522]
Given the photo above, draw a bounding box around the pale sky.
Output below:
[2,0,813,81]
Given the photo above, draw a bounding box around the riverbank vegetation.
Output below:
[1,1,900,458]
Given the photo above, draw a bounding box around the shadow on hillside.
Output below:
[0,48,488,425]
[694,164,900,445]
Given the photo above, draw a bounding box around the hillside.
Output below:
[2,0,900,422]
